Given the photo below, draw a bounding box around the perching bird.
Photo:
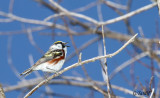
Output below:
[20,41,69,77]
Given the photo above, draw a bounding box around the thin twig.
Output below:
[109,34,138,57]
[97,1,103,22]
[78,53,107,96]
[157,0,160,15]
[28,54,41,78]
[7,36,22,80]
[0,26,48,35]
[109,51,149,79]
[9,0,14,13]
[150,88,155,98]
[101,25,111,98]
[73,1,97,12]
[66,37,101,62]
[78,53,82,63]
[149,76,154,90]
[101,25,107,63]
[26,28,44,54]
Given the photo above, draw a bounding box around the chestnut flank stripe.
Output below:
[48,49,65,65]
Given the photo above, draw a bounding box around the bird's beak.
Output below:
[64,42,70,47]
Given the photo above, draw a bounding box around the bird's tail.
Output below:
[20,68,33,77]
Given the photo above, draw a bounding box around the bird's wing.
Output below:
[32,49,63,68]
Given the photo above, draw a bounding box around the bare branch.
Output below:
[109,34,138,57]
[0,84,5,98]
[158,0,160,15]
[9,0,14,13]
[0,11,66,30]
[7,36,22,80]
[24,34,137,98]
[100,3,157,25]
[103,0,127,10]
[44,2,157,26]
[4,76,143,97]
[150,88,155,98]
[101,25,111,98]
[110,51,149,79]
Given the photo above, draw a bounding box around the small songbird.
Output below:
[20,41,69,77]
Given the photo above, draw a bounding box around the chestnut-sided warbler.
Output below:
[20,41,69,76]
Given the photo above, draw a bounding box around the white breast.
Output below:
[33,60,65,73]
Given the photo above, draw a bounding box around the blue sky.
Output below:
[0,0,159,98]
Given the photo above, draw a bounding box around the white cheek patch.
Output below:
[57,44,62,48]
[50,44,62,50]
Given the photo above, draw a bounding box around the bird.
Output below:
[20,41,69,77]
